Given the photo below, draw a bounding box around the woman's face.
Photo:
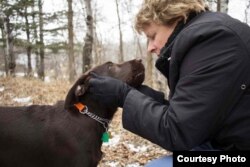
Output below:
[143,22,176,56]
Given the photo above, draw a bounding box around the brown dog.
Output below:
[0,59,145,167]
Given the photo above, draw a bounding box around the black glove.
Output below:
[88,72,132,108]
[136,85,169,104]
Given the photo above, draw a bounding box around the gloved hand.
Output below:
[136,85,169,104]
[88,72,132,108]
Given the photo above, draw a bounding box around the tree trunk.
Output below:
[93,3,101,65]
[24,6,32,77]
[115,0,124,62]
[207,0,213,8]
[217,0,228,13]
[1,27,8,75]
[3,16,15,76]
[67,0,76,82]
[93,22,101,65]
[32,2,40,76]
[38,0,45,80]
[245,0,250,23]
[82,0,93,72]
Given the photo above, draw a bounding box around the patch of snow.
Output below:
[126,163,142,167]
[105,161,143,167]
[102,134,120,147]
[0,86,4,92]
[34,73,38,77]
[0,71,5,76]
[127,144,148,153]
[106,161,119,167]
[44,76,51,83]
[13,96,32,104]
[16,72,26,77]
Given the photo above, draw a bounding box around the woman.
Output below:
[88,0,250,166]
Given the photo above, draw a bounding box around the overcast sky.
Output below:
[228,0,249,21]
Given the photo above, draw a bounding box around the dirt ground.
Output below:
[0,77,170,167]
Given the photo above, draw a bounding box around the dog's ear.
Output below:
[64,74,90,112]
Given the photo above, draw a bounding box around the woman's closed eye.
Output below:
[147,33,156,40]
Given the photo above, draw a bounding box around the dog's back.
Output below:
[0,102,102,167]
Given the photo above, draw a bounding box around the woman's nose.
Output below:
[147,41,156,53]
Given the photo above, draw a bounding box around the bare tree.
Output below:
[217,0,221,11]
[38,0,45,80]
[67,0,76,82]
[217,0,229,13]
[207,0,214,8]
[135,35,143,59]
[0,11,15,76]
[245,0,250,23]
[82,0,94,72]
[115,0,124,62]
[0,11,7,75]
[123,0,143,59]
[206,0,216,11]
[0,27,7,74]
[32,0,39,75]
[23,4,32,76]
[92,2,102,65]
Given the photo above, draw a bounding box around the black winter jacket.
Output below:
[122,11,250,151]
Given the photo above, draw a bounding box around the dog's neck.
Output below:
[77,94,117,120]
[74,102,110,128]
[73,97,116,143]
[64,84,118,143]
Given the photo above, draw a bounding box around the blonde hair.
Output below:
[135,0,207,33]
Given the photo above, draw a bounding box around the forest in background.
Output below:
[0,0,250,90]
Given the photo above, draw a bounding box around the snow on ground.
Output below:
[13,96,32,104]
[126,163,142,167]
[106,161,142,167]
[127,144,148,153]
[0,86,4,92]
[103,134,121,147]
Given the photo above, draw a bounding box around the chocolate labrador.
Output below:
[0,59,145,167]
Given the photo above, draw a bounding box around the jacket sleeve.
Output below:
[136,85,169,105]
[122,21,249,151]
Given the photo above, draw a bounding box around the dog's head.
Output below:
[64,59,145,112]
